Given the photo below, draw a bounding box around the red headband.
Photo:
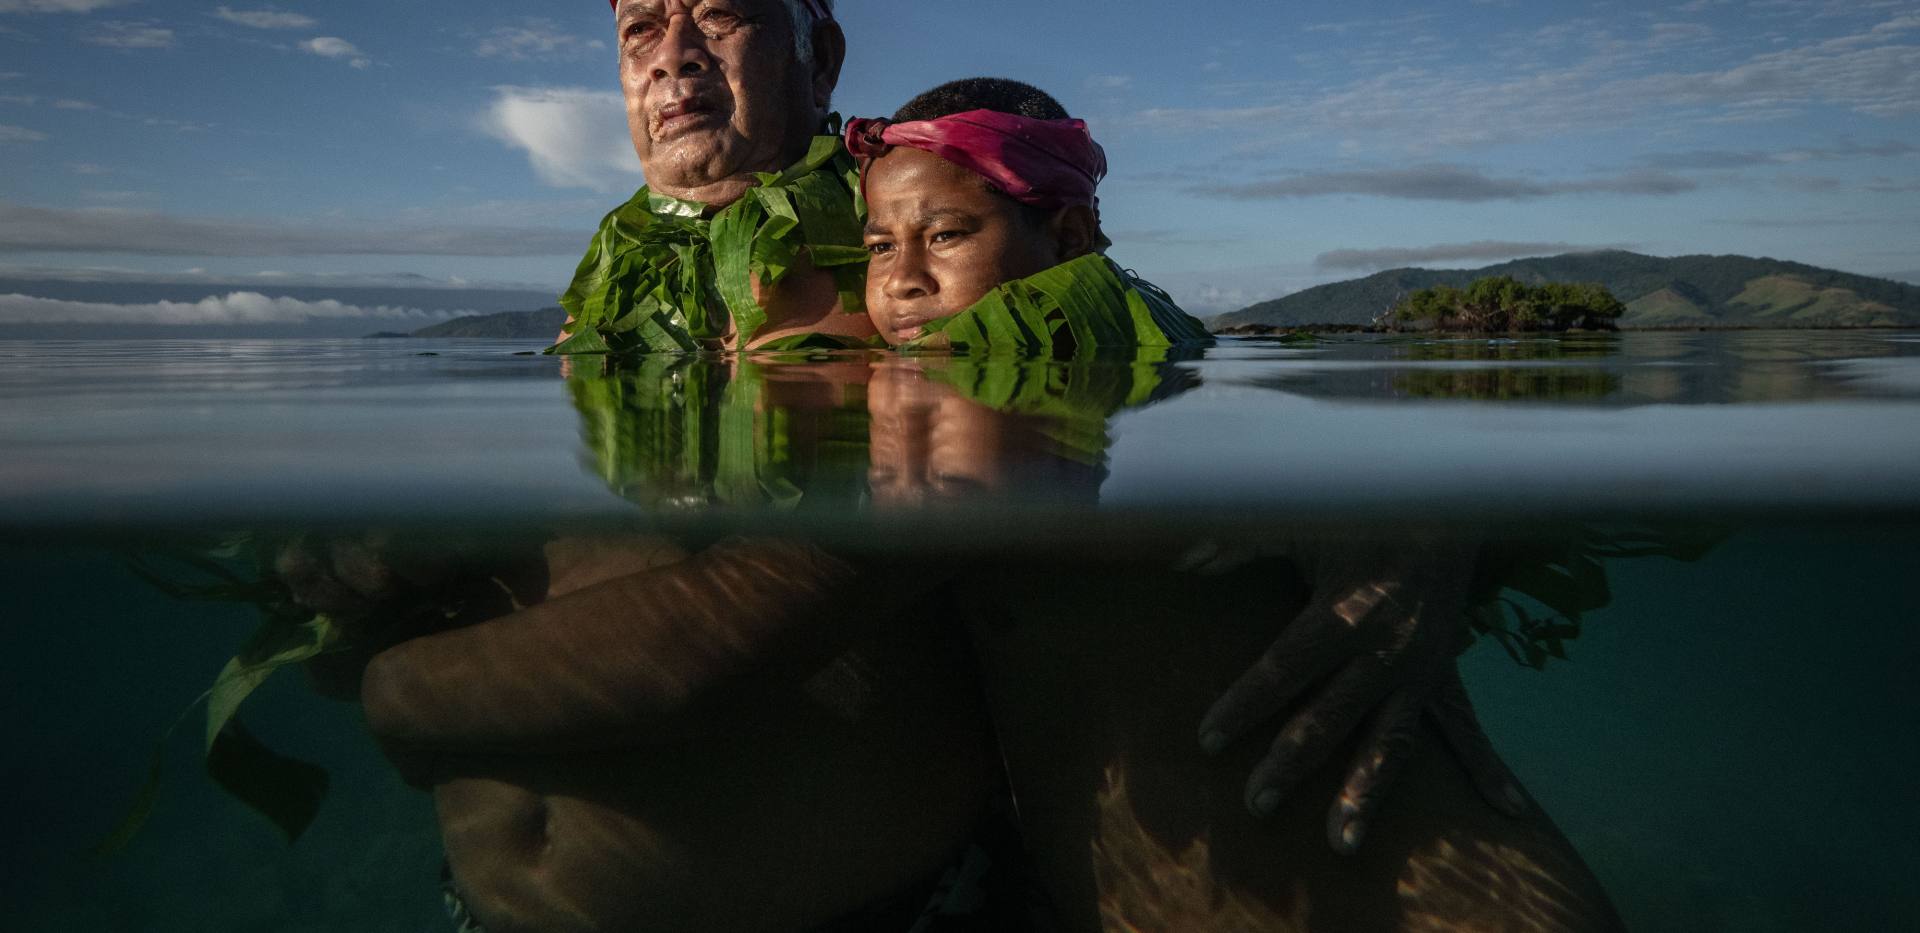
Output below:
[609,0,833,22]
[844,110,1107,211]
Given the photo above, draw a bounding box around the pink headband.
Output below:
[609,0,833,22]
[844,110,1107,211]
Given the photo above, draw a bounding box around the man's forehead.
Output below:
[617,0,778,14]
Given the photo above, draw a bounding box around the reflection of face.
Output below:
[861,149,1062,345]
[866,363,1103,507]
[618,0,820,203]
[867,364,1011,505]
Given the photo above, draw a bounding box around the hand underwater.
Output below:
[1188,532,1533,853]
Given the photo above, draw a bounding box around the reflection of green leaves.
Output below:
[921,351,1199,466]
[1392,368,1622,401]
[556,133,866,355]
[907,255,1211,355]
[570,357,870,511]
[569,350,1202,508]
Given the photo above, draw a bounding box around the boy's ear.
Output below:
[1048,205,1100,262]
[811,20,847,112]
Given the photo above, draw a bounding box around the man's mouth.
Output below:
[655,97,719,137]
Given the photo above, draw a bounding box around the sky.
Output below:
[0,0,1916,327]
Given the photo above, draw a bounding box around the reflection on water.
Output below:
[2,332,1917,932]
[4,331,1920,526]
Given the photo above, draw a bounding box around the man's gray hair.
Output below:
[782,0,833,68]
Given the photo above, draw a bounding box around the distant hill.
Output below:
[410,306,569,338]
[1212,251,1920,329]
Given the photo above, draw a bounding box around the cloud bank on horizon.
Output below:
[0,290,470,326]
[0,0,1914,316]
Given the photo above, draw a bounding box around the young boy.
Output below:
[847,79,1210,352]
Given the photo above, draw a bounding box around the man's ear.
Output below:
[811,20,847,111]
[1048,205,1100,262]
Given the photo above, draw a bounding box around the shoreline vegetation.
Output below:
[1385,276,1625,333]
[1210,251,1920,331]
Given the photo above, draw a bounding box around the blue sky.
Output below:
[0,0,1916,323]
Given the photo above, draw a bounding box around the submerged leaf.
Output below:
[92,747,165,858]
[206,615,340,753]
[206,720,330,843]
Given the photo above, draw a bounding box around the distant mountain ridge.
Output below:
[408,307,568,338]
[1212,251,1920,329]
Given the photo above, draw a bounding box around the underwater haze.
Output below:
[2,331,1918,931]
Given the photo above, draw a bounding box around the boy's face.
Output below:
[861,148,1062,346]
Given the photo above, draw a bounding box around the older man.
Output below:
[554,0,873,354]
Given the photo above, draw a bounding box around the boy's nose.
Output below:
[882,252,936,303]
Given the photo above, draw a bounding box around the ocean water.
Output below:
[2,331,1916,932]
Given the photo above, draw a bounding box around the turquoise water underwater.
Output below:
[2,332,1918,931]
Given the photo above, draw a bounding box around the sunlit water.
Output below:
[2,332,1917,932]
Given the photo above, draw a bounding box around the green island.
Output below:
[1390,275,1625,332]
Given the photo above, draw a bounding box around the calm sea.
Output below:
[2,331,1916,931]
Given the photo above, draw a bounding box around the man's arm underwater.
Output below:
[360,537,940,759]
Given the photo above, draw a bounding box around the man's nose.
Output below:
[646,12,711,81]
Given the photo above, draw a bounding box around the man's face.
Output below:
[617,0,819,200]
[861,148,1061,346]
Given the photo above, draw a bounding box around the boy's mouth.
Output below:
[888,309,946,341]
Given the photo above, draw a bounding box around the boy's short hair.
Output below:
[892,78,1072,123]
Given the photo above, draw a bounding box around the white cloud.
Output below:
[476,20,605,61]
[1085,74,1133,91]
[301,36,368,68]
[0,123,46,141]
[52,97,94,109]
[0,0,133,13]
[1135,15,1920,152]
[85,21,174,48]
[0,291,468,326]
[212,6,317,30]
[0,93,35,105]
[0,201,584,256]
[484,86,642,192]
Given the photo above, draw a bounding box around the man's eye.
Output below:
[931,229,967,244]
[697,9,744,32]
[865,242,894,256]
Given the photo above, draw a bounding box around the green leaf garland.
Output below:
[904,254,1213,355]
[554,133,866,355]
